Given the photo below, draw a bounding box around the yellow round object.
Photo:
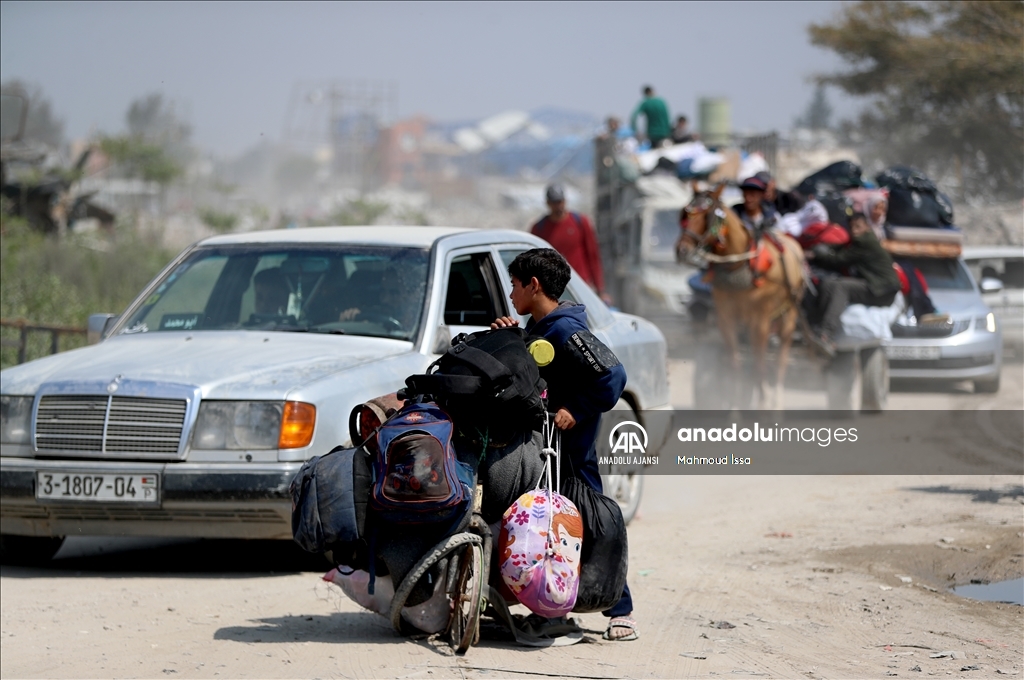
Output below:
[528,338,555,366]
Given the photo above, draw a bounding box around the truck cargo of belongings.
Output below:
[636,141,724,178]
[875,165,954,228]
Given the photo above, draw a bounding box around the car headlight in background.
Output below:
[192,401,316,450]
[975,313,997,333]
[0,396,33,445]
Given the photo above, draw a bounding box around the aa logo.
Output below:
[609,420,648,455]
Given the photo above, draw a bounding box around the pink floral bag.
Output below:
[498,420,582,617]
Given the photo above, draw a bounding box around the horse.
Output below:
[677,184,806,409]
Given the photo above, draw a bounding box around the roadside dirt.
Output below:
[2,475,1021,679]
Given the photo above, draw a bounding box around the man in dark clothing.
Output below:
[490,248,636,641]
[531,184,608,301]
[808,212,901,347]
[732,175,779,242]
[630,85,671,148]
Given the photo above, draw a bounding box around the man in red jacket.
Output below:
[531,184,609,302]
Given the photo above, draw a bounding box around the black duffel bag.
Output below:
[404,327,546,431]
[795,160,864,197]
[875,165,954,226]
[290,445,372,568]
[561,476,629,613]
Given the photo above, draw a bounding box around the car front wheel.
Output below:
[0,534,65,566]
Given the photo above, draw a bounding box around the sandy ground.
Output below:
[2,320,1022,679]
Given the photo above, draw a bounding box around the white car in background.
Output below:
[0,227,670,563]
[962,245,1024,350]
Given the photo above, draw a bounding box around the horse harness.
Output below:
[684,193,801,319]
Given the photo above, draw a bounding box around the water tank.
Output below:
[699,98,731,148]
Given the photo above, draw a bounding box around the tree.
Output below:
[0,80,64,147]
[99,94,192,187]
[809,1,1024,199]
[795,85,833,131]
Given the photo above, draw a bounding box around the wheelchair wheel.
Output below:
[389,532,482,636]
[448,541,484,654]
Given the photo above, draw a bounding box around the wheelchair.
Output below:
[351,394,492,655]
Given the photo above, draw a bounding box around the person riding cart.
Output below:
[805,212,901,353]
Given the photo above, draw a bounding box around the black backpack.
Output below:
[290,445,372,568]
[404,327,546,430]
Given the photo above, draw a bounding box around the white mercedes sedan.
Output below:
[0,227,669,562]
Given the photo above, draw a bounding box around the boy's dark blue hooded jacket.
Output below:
[526,302,627,478]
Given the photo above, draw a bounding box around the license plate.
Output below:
[35,472,159,503]
[885,345,941,360]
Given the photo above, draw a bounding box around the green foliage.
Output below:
[325,198,390,226]
[0,212,174,368]
[99,135,183,185]
[198,208,238,233]
[809,1,1024,199]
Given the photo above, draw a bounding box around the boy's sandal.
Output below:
[603,616,639,641]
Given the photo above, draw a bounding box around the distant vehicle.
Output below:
[0,227,670,563]
[885,255,1003,393]
[961,245,1023,349]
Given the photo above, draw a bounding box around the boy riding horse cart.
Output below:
[676,179,890,411]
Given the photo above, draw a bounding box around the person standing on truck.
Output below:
[630,85,671,149]
[490,248,637,641]
[531,184,609,303]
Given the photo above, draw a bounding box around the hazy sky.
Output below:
[1,1,857,156]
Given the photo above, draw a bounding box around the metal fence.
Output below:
[0,318,87,365]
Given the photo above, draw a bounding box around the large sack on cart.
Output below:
[290,445,372,569]
[404,327,547,433]
[875,165,954,227]
[560,477,629,613]
[795,160,864,196]
[473,428,548,525]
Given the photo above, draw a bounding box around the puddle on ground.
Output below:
[950,578,1024,606]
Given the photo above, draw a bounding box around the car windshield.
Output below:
[906,257,974,291]
[119,244,430,341]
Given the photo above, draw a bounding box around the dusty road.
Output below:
[2,318,1022,679]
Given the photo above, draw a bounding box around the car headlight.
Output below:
[192,400,316,450]
[975,313,997,333]
[0,396,33,445]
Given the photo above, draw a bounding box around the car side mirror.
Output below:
[980,277,1004,294]
[431,325,452,354]
[87,313,117,344]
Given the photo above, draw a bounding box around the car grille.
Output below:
[891,319,970,338]
[890,354,995,370]
[36,395,187,458]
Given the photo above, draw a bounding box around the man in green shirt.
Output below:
[630,85,671,148]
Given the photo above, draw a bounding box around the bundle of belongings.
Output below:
[791,162,957,342]
[291,326,628,642]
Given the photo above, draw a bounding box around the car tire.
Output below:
[0,534,65,566]
[974,375,1000,394]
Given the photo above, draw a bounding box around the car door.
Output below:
[440,249,508,342]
